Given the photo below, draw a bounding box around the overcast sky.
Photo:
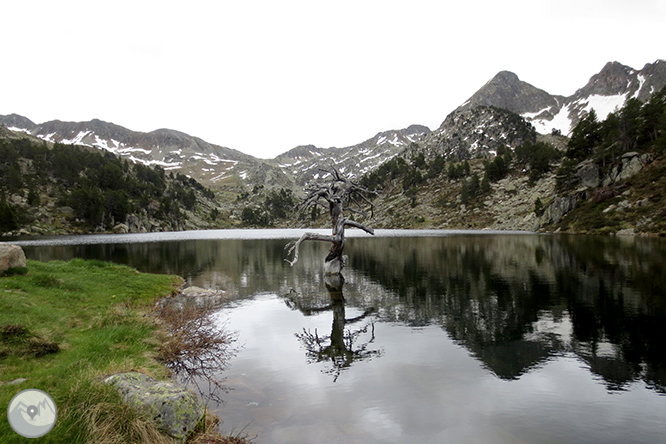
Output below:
[1,1,664,159]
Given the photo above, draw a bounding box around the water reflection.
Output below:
[18,234,666,412]
[18,232,666,397]
[349,234,666,393]
[289,275,382,381]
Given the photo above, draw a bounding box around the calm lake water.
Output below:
[10,229,666,443]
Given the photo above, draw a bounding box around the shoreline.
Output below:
[0,258,248,443]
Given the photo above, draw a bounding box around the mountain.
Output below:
[422,105,537,160]
[274,125,430,184]
[551,61,666,134]
[0,115,279,189]
[3,59,666,235]
[0,115,428,190]
[460,60,666,137]
[456,70,565,117]
[2,59,665,194]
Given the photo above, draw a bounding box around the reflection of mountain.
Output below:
[22,233,666,393]
[346,235,666,393]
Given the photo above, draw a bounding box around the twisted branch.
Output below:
[284,232,335,266]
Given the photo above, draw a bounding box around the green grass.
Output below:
[0,259,183,443]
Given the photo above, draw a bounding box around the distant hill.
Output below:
[273,125,431,184]
[0,136,222,235]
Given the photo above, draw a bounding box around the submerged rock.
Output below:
[104,372,204,440]
[181,286,225,297]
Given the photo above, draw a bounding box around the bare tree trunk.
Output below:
[285,169,375,275]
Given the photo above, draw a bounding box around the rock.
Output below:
[619,156,642,181]
[0,243,26,273]
[126,214,146,233]
[576,161,600,189]
[602,165,620,187]
[616,228,636,236]
[540,195,577,225]
[59,206,75,216]
[618,152,653,183]
[181,286,226,297]
[621,151,640,159]
[104,372,204,440]
[112,223,129,234]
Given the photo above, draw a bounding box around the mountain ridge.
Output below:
[2,59,666,190]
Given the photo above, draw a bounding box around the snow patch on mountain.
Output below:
[581,94,627,120]
[526,92,628,136]
[526,106,572,135]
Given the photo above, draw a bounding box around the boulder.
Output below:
[576,161,600,189]
[112,223,129,234]
[618,152,644,182]
[603,152,653,186]
[540,195,577,226]
[0,243,26,273]
[104,372,204,440]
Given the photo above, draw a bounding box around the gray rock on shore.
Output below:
[0,243,26,272]
[104,372,205,440]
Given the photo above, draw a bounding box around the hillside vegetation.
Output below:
[349,86,666,235]
[0,137,225,235]
[2,84,665,236]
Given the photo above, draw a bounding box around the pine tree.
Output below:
[567,109,601,160]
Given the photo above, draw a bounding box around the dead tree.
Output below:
[285,169,375,275]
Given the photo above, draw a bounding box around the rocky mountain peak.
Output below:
[425,106,537,160]
[403,124,432,137]
[455,60,666,137]
[576,61,637,97]
[0,114,37,130]
[491,70,522,85]
[456,70,563,117]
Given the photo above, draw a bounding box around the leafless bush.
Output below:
[152,295,239,403]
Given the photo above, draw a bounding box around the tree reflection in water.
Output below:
[289,275,382,381]
[18,232,666,395]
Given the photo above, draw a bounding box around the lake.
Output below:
[10,229,666,443]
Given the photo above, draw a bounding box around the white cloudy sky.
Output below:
[1,0,664,158]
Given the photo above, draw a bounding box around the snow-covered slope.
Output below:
[455,60,666,138]
[273,125,431,184]
[524,60,666,135]
[0,115,273,187]
[0,114,429,190]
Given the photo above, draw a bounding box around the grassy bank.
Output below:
[0,259,196,443]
